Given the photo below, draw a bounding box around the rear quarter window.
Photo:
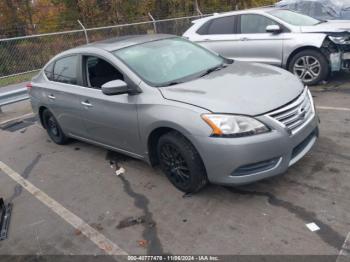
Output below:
[44,62,54,81]
[52,55,78,85]
[197,16,236,35]
[196,21,211,35]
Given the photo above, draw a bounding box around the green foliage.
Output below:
[0,71,38,88]
[0,0,279,37]
[0,0,279,78]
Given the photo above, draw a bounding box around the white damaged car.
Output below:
[184,8,350,85]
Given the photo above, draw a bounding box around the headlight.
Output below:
[329,36,350,45]
[201,114,270,137]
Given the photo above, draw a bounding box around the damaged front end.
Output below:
[321,32,350,72]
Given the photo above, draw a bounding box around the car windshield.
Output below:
[113,38,225,87]
[269,9,321,26]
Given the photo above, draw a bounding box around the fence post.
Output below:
[148,13,157,33]
[195,0,203,16]
[77,20,89,44]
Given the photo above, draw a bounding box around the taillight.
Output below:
[26,83,32,90]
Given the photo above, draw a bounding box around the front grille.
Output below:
[267,88,314,134]
[232,158,281,177]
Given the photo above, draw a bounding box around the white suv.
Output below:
[184,8,350,85]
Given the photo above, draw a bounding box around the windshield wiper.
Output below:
[160,80,185,87]
[199,63,227,78]
[166,81,183,86]
[160,62,230,87]
[316,20,328,25]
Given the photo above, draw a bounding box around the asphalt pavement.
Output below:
[0,73,349,259]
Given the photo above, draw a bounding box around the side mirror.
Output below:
[102,80,128,95]
[266,25,281,34]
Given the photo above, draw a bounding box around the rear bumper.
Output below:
[190,114,319,185]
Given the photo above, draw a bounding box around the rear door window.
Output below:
[240,14,278,34]
[53,55,78,85]
[205,16,236,35]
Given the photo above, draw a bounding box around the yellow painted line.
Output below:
[0,161,128,255]
[317,106,350,112]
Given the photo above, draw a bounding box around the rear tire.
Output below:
[157,131,208,193]
[42,109,69,145]
[288,49,329,86]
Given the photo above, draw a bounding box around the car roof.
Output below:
[192,7,280,23]
[72,34,176,53]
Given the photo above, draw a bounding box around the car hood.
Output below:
[301,21,350,33]
[159,61,304,116]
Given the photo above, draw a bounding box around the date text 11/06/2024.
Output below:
[127,256,220,261]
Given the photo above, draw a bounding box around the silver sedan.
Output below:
[29,35,319,193]
[183,8,350,85]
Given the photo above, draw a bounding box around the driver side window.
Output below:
[84,56,124,89]
[240,14,278,34]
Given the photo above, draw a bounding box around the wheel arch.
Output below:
[38,106,48,128]
[147,127,174,166]
[285,45,329,70]
[285,46,329,70]
[146,124,202,167]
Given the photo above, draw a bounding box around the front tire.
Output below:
[289,49,329,85]
[157,131,208,193]
[42,109,69,145]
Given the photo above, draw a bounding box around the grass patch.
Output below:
[0,71,39,88]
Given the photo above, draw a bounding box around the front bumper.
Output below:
[341,52,350,70]
[330,52,350,71]
[190,114,319,186]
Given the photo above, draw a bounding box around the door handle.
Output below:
[48,94,55,100]
[81,101,93,107]
[240,37,249,41]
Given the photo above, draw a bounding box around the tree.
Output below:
[0,0,279,37]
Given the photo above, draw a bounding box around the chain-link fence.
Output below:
[0,14,207,85]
